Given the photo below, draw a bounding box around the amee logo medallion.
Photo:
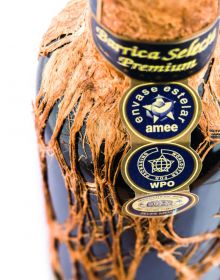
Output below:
[122,143,201,193]
[121,82,201,142]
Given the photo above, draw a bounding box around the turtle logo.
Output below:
[143,95,175,123]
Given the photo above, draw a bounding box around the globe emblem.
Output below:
[149,154,174,173]
[143,95,175,123]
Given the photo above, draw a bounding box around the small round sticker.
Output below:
[120,82,201,142]
[122,143,201,193]
[123,192,199,218]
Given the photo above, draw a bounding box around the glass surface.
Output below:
[37,56,220,280]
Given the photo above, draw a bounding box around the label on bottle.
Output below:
[91,16,219,82]
[122,143,202,193]
[123,192,199,218]
[89,5,205,216]
[120,82,201,142]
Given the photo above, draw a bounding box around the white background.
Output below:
[0,1,66,279]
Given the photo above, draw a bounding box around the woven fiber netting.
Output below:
[35,1,220,279]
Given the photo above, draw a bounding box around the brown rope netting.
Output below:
[35,0,220,279]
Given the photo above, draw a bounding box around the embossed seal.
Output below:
[123,192,199,218]
[122,143,202,193]
[120,82,201,142]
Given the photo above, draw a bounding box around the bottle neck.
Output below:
[96,0,219,42]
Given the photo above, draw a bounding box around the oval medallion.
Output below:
[123,192,199,218]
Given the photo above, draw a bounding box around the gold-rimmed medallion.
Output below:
[120,82,201,143]
[123,192,199,218]
[121,143,202,194]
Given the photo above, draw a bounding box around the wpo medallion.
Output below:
[120,82,201,142]
[121,143,202,193]
[123,192,199,218]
